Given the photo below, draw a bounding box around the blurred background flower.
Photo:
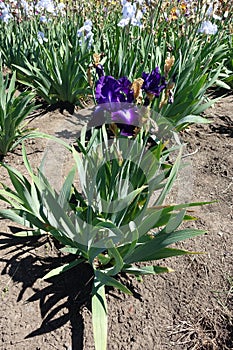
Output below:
[77,19,94,49]
[118,0,144,27]
[37,30,48,44]
[198,20,218,35]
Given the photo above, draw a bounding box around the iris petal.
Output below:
[95,75,134,104]
[142,67,167,97]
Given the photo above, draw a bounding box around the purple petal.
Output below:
[95,76,119,104]
[111,107,139,126]
[142,67,167,97]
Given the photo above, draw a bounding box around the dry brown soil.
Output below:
[0,93,232,350]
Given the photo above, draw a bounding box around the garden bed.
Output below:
[0,92,232,350]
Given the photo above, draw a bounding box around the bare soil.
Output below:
[0,93,232,350]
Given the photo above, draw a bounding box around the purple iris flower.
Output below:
[91,102,141,137]
[95,75,134,104]
[142,67,167,97]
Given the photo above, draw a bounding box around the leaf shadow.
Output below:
[0,230,94,350]
[210,115,233,138]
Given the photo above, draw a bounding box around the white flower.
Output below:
[122,2,137,19]
[118,1,144,27]
[0,7,13,22]
[57,3,65,11]
[56,3,65,16]
[37,31,48,44]
[84,19,92,27]
[0,2,6,9]
[198,20,218,35]
[117,18,130,27]
[40,15,47,22]
[77,19,94,49]
[77,20,93,37]
[130,9,143,27]
[36,0,55,14]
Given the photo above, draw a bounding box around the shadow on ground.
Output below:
[0,229,94,350]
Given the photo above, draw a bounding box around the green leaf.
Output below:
[163,210,186,234]
[95,269,132,295]
[0,209,38,228]
[101,185,148,213]
[127,247,201,263]
[122,265,174,275]
[22,142,33,176]
[97,253,112,266]
[155,148,182,205]
[0,188,25,207]
[72,146,86,190]
[125,229,207,264]
[92,280,108,350]
[176,115,212,126]
[106,246,124,276]
[193,98,219,115]
[14,229,43,237]
[59,246,80,255]
[58,167,76,208]
[147,201,215,212]
[215,79,231,90]
[42,259,84,280]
